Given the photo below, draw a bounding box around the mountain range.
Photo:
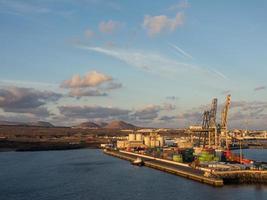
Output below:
[0,120,136,130]
[74,120,136,130]
[0,121,54,127]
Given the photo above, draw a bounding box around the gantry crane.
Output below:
[197,98,218,148]
[196,110,210,147]
[196,95,232,149]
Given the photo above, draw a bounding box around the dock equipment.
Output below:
[190,95,231,149]
[197,98,219,148]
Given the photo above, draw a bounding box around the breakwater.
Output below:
[212,170,267,184]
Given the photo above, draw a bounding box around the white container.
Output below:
[128,133,136,141]
[144,136,151,147]
[136,133,143,141]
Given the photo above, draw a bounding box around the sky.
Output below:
[0,0,267,129]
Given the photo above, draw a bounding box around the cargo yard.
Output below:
[104,95,267,186]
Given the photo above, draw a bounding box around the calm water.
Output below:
[0,149,267,200]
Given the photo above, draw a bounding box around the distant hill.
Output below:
[97,122,108,127]
[0,120,136,130]
[104,120,136,130]
[74,120,136,130]
[0,121,54,127]
[74,121,100,129]
[0,121,27,126]
[28,121,54,128]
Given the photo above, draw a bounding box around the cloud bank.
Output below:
[59,105,130,119]
[0,86,61,117]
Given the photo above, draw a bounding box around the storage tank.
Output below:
[155,140,160,147]
[144,136,151,147]
[157,136,164,147]
[136,133,143,141]
[150,138,156,148]
[128,133,136,141]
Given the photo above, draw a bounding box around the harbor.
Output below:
[1,1,267,199]
[2,148,267,200]
[104,95,267,187]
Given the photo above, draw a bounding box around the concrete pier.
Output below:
[212,170,267,184]
[104,149,224,187]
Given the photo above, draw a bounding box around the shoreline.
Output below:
[0,140,101,152]
[1,146,267,153]
[0,146,100,152]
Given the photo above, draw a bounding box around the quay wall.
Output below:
[104,150,224,187]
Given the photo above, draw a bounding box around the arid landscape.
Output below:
[0,120,187,151]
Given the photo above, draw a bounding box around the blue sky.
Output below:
[0,0,266,129]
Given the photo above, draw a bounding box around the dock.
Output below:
[212,170,267,184]
[104,149,224,187]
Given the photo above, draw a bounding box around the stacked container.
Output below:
[173,154,183,162]
[181,148,194,163]
[198,149,220,162]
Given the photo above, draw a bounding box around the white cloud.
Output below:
[99,20,121,34]
[0,86,62,118]
[169,43,193,59]
[80,46,194,73]
[79,45,226,80]
[61,71,112,88]
[143,12,184,36]
[61,71,122,97]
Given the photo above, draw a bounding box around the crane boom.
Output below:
[209,98,218,128]
[220,94,231,149]
[221,95,231,129]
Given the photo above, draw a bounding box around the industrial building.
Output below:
[116,132,164,149]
